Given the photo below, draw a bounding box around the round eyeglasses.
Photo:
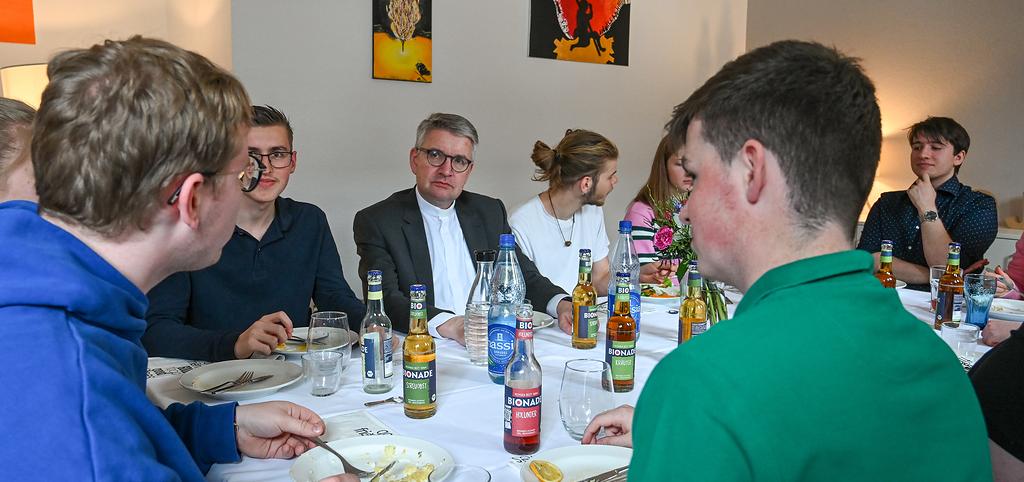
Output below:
[166,155,265,205]
[249,150,295,169]
[416,147,473,173]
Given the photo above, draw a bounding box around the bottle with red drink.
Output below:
[503,303,542,454]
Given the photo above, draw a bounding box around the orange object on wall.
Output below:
[0,0,37,45]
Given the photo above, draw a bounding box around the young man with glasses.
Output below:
[353,112,574,342]
[0,37,328,479]
[144,105,365,361]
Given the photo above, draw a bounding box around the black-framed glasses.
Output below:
[415,147,473,173]
[166,156,265,205]
[249,150,295,169]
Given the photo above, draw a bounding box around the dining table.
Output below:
[145,286,983,482]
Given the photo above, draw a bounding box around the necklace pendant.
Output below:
[564,240,572,247]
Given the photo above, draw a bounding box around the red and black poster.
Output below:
[529,0,630,66]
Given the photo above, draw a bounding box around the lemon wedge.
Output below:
[529,460,563,482]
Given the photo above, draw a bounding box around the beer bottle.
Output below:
[679,262,708,344]
[404,284,437,418]
[503,303,542,454]
[874,240,897,288]
[571,249,598,349]
[361,269,395,393]
[934,243,964,329]
[605,272,636,393]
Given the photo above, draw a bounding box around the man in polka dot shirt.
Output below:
[858,116,997,290]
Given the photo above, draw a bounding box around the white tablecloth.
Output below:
[146,287,978,482]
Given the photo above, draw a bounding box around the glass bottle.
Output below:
[605,272,636,393]
[934,242,964,329]
[404,284,437,418]
[874,240,897,288]
[679,262,708,344]
[361,269,394,393]
[503,303,542,455]
[465,250,496,366]
[572,249,598,349]
[607,221,641,336]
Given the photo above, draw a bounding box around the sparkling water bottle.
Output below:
[465,249,495,366]
[488,234,526,384]
[607,220,641,336]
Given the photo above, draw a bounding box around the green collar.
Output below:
[735,250,874,317]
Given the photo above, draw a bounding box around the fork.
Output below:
[201,370,253,394]
[308,436,375,477]
[210,374,272,394]
[369,460,398,482]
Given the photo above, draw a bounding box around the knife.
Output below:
[579,464,629,482]
[211,374,274,394]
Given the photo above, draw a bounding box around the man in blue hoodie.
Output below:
[0,37,333,479]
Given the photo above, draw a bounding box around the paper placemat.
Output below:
[146,360,209,379]
[323,410,396,441]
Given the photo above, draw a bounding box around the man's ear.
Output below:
[173,173,207,230]
[409,147,418,174]
[739,140,768,205]
[953,149,967,167]
[578,175,593,195]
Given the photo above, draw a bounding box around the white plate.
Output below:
[178,359,303,401]
[640,283,680,304]
[533,311,556,329]
[274,327,334,356]
[520,445,632,482]
[895,280,908,289]
[290,435,454,482]
[989,298,1024,322]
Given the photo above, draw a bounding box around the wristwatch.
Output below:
[921,210,938,223]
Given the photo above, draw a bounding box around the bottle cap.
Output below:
[499,233,516,248]
[618,220,632,233]
[881,239,893,245]
[474,249,496,262]
[410,284,426,293]
[368,269,383,277]
[579,248,592,255]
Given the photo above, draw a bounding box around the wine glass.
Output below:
[558,359,614,441]
[308,311,352,367]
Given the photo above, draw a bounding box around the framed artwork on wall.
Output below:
[529,0,630,66]
[372,0,432,82]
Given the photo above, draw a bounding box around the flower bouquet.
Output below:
[648,193,729,325]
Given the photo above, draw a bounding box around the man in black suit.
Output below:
[353,113,573,343]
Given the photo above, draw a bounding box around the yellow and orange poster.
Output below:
[0,0,37,45]
[372,0,432,83]
[530,0,630,66]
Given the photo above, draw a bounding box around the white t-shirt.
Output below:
[509,194,610,294]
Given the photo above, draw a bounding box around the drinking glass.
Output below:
[428,464,491,482]
[964,274,996,329]
[559,359,614,441]
[309,311,352,372]
[302,351,343,396]
[940,322,980,361]
[929,265,946,312]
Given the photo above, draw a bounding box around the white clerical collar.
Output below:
[414,186,456,219]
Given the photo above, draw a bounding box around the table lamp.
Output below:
[1,63,48,109]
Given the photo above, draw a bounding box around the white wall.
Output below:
[746,0,1024,227]
[0,0,231,91]
[232,0,747,290]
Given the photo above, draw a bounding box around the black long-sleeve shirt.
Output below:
[143,197,365,361]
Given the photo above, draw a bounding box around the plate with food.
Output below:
[290,435,453,482]
[520,445,632,482]
[989,298,1024,322]
[640,283,680,304]
[179,359,303,401]
[274,326,333,356]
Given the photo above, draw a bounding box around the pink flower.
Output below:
[653,226,674,251]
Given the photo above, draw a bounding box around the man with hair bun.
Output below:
[510,129,619,295]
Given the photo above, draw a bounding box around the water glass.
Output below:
[303,351,343,396]
[940,322,980,361]
[559,359,614,441]
[929,265,946,312]
[428,464,491,482]
[464,302,489,366]
[964,274,996,329]
[309,311,351,354]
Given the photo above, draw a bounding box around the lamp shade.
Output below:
[1,63,48,109]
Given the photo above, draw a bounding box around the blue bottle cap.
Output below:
[499,233,515,248]
[579,248,592,254]
[368,269,383,277]
[410,284,426,292]
[881,239,893,245]
[618,220,633,233]
[949,242,961,248]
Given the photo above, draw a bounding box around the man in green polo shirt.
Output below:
[581,40,990,480]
